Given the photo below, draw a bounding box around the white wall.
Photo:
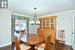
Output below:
[0,9,11,47]
[41,10,75,45]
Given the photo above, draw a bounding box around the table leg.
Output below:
[31,45,35,50]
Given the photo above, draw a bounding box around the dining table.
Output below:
[20,34,45,50]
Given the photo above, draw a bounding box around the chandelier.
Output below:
[29,8,40,25]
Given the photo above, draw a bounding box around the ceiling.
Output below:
[8,0,75,16]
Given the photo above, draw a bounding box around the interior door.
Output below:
[72,16,75,50]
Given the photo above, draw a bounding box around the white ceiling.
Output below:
[8,0,75,16]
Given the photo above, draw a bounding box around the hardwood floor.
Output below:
[0,45,12,50]
[50,43,73,50]
[64,44,73,50]
[0,43,73,50]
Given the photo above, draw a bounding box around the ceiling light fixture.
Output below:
[29,8,40,25]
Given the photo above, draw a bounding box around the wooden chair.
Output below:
[37,43,45,50]
[37,36,51,50]
[44,36,51,50]
[14,36,30,50]
[35,35,45,50]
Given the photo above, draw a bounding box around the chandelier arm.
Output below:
[34,8,37,24]
[30,8,40,25]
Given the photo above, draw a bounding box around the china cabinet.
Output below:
[39,16,56,44]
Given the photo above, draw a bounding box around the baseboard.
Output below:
[0,43,11,48]
[0,43,12,50]
[65,43,73,50]
[65,42,72,46]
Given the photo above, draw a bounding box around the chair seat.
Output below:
[38,43,45,48]
[35,43,45,50]
[38,47,44,50]
[35,46,44,50]
[14,44,31,50]
[20,44,31,50]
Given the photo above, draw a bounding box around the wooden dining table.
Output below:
[21,34,45,50]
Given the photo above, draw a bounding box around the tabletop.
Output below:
[21,34,44,46]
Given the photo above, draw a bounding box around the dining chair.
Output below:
[44,36,51,50]
[14,36,31,50]
[36,36,51,50]
[35,36,45,50]
[37,43,45,50]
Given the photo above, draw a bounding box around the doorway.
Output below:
[11,15,29,43]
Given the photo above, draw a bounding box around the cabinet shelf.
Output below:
[39,16,57,44]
